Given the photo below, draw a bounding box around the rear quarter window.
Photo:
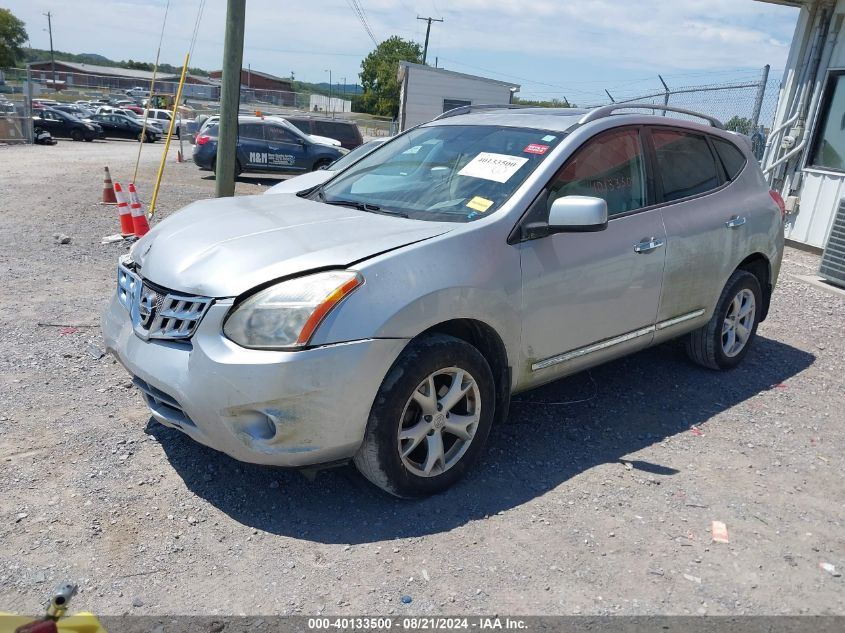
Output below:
[712,137,748,180]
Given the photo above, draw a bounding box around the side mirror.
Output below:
[548,195,608,232]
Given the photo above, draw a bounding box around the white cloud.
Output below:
[5,0,799,98]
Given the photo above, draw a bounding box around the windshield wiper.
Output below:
[321,198,409,218]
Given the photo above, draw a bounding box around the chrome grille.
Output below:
[117,261,212,341]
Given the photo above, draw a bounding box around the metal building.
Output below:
[758,0,845,285]
[397,62,519,131]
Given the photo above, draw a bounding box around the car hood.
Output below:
[132,193,453,297]
[264,170,335,195]
[309,134,341,147]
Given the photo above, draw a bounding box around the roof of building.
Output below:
[26,60,217,84]
[209,68,292,84]
[28,60,175,80]
[753,0,806,6]
[398,61,520,90]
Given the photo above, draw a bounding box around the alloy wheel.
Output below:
[397,367,481,477]
[722,288,756,357]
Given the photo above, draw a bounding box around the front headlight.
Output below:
[85,123,94,130]
[223,270,363,349]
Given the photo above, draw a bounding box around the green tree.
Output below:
[724,116,753,135]
[358,36,422,118]
[0,8,28,67]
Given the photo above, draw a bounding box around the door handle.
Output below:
[725,215,747,228]
[634,237,665,254]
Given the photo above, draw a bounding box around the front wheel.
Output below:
[354,334,495,498]
[70,129,83,142]
[312,158,332,172]
[687,270,762,370]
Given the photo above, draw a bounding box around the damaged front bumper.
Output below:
[102,293,408,467]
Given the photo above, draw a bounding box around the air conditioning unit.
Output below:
[819,199,845,289]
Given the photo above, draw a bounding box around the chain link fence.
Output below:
[585,66,780,161]
[0,66,394,143]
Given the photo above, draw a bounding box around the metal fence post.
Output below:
[751,64,770,130]
[658,75,670,116]
[24,65,33,144]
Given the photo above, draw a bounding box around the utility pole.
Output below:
[215,0,246,198]
[43,12,56,88]
[416,16,443,65]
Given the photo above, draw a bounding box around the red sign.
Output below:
[523,143,550,155]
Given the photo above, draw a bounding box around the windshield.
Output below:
[327,139,384,171]
[314,124,563,222]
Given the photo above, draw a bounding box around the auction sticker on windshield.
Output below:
[458,152,528,183]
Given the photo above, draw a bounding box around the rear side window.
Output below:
[651,129,720,202]
[239,123,264,140]
[712,138,747,180]
[316,121,360,144]
[287,119,312,135]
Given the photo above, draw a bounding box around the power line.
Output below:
[346,0,378,47]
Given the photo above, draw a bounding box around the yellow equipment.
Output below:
[0,583,107,633]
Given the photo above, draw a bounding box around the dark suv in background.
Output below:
[284,115,363,150]
[192,116,345,176]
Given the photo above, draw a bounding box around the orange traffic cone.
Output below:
[101,166,117,205]
[113,183,134,236]
[128,183,150,237]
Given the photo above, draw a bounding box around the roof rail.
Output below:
[578,103,724,129]
[433,103,535,121]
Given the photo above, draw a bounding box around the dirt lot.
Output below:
[0,139,843,617]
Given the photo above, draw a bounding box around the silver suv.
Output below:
[102,104,785,498]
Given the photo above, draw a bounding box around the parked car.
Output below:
[102,104,784,498]
[265,138,390,195]
[32,107,100,141]
[283,115,363,150]
[96,107,164,134]
[192,116,345,176]
[51,103,95,119]
[144,108,182,137]
[89,113,159,142]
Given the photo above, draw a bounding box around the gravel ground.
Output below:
[0,140,843,617]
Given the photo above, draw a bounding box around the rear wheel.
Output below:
[354,334,495,498]
[687,270,761,370]
[70,129,83,142]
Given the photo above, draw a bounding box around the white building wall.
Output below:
[767,0,845,248]
[309,94,351,114]
[399,64,517,131]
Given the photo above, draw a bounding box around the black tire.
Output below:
[353,334,495,498]
[146,133,156,143]
[687,270,762,370]
[312,158,332,172]
[84,137,93,142]
[70,129,83,142]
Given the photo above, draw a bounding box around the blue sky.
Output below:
[7,0,800,103]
